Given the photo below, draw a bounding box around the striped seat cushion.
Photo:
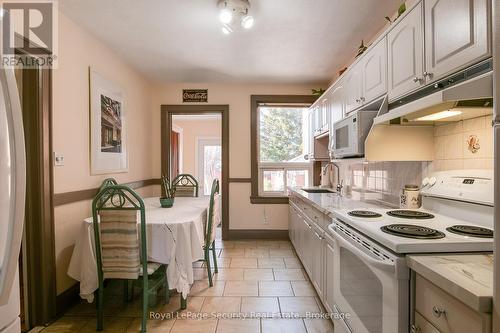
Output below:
[174,186,197,197]
[99,210,141,279]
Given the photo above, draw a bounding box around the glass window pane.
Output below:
[286,170,308,188]
[262,170,284,192]
[259,107,308,163]
[203,145,221,195]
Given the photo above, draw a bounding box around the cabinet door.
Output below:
[344,66,363,114]
[388,2,424,101]
[307,109,314,159]
[314,105,322,134]
[301,218,313,276]
[424,0,490,82]
[412,312,441,333]
[320,97,329,133]
[361,37,387,103]
[311,225,324,300]
[328,83,344,153]
[324,234,335,314]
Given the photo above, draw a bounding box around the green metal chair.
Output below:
[172,174,199,197]
[97,178,118,206]
[92,185,169,333]
[199,179,220,287]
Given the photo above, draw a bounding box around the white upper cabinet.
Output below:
[320,96,329,133]
[387,2,424,101]
[361,37,387,103]
[329,82,345,125]
[424,0,490,82]
[344,64,363,114]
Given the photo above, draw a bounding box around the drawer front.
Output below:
[413,311,441,333]
[415,275,489,333]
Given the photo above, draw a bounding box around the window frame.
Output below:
[250,95,317,204]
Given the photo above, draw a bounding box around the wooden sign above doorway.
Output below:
[183,89,208,103]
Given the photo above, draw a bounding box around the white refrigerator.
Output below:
[0,67,26,333]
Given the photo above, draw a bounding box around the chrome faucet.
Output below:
[336,179,344,194]
[329,162,343,194]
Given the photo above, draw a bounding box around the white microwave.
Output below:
[332,110,377,158]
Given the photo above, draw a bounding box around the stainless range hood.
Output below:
[374,63,493,125]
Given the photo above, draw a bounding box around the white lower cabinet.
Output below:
[323,232,335,314]
[288,195,331,314]
[311,223,325,300]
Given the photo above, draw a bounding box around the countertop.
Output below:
[407,254,494,313]
[288,186,393,217]
[289,187,494,313]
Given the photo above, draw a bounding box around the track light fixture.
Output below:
[217,0,254,34]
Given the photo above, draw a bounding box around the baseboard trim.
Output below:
[55,283,80,316]
[227,229,289,239]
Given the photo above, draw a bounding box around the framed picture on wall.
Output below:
[89,68,128,174]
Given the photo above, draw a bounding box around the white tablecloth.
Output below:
[67,196,209,302]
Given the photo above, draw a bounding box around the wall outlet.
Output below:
[54,152,64,166]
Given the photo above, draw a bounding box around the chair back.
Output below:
[205,179,221,246]
[172,174,199,197]
[92,185,147,280]
[97,178,118,206]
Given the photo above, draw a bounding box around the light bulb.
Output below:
[219,8,233,24]
[241,15,254,29]
[222,24,233,35]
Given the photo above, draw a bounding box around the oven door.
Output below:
[333,115,358,158]
[328,223,409,333]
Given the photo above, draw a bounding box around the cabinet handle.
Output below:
[432,306,446,318]
[410,324,421,333]
[360,97,365,102]
[355,98,360,103]
[423,71,433,78]
[413,76,423,83]
[314,232,324,240]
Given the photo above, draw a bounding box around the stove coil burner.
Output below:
[446,225,493,238]
[381,224,445,239]
[387,210,435,219]
[348,210,382,218]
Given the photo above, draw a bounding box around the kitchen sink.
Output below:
[301,188,336,194]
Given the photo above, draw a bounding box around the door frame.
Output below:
[161,105,229,240]
[16,53,56,326]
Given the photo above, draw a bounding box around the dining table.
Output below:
[67,196,210,302]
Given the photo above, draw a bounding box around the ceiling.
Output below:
[60,0,401,84]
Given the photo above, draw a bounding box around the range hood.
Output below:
[374,62,493,126]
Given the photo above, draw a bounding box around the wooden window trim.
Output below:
[250,95,317,204]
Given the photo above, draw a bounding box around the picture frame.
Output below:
[89,68,128,174]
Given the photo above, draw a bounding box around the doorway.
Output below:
[161,105,229,239]
[197,137,222,196]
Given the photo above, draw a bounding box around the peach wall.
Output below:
[151,83,316,230]
[172,119,221,176]
[52,13,155,294]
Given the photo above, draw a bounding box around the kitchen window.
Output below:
[251,95,316,203]
[255,102,313,199]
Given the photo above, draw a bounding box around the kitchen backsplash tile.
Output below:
[334,160,425,207]
[432,115,494,171]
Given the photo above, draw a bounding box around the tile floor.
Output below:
[38,239,334,333]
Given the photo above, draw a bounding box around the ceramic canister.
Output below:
[400,185,420,209]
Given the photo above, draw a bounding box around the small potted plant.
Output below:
[160,176,175,208]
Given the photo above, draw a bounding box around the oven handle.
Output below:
[328,225,395,273]
[333,305,353,333]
